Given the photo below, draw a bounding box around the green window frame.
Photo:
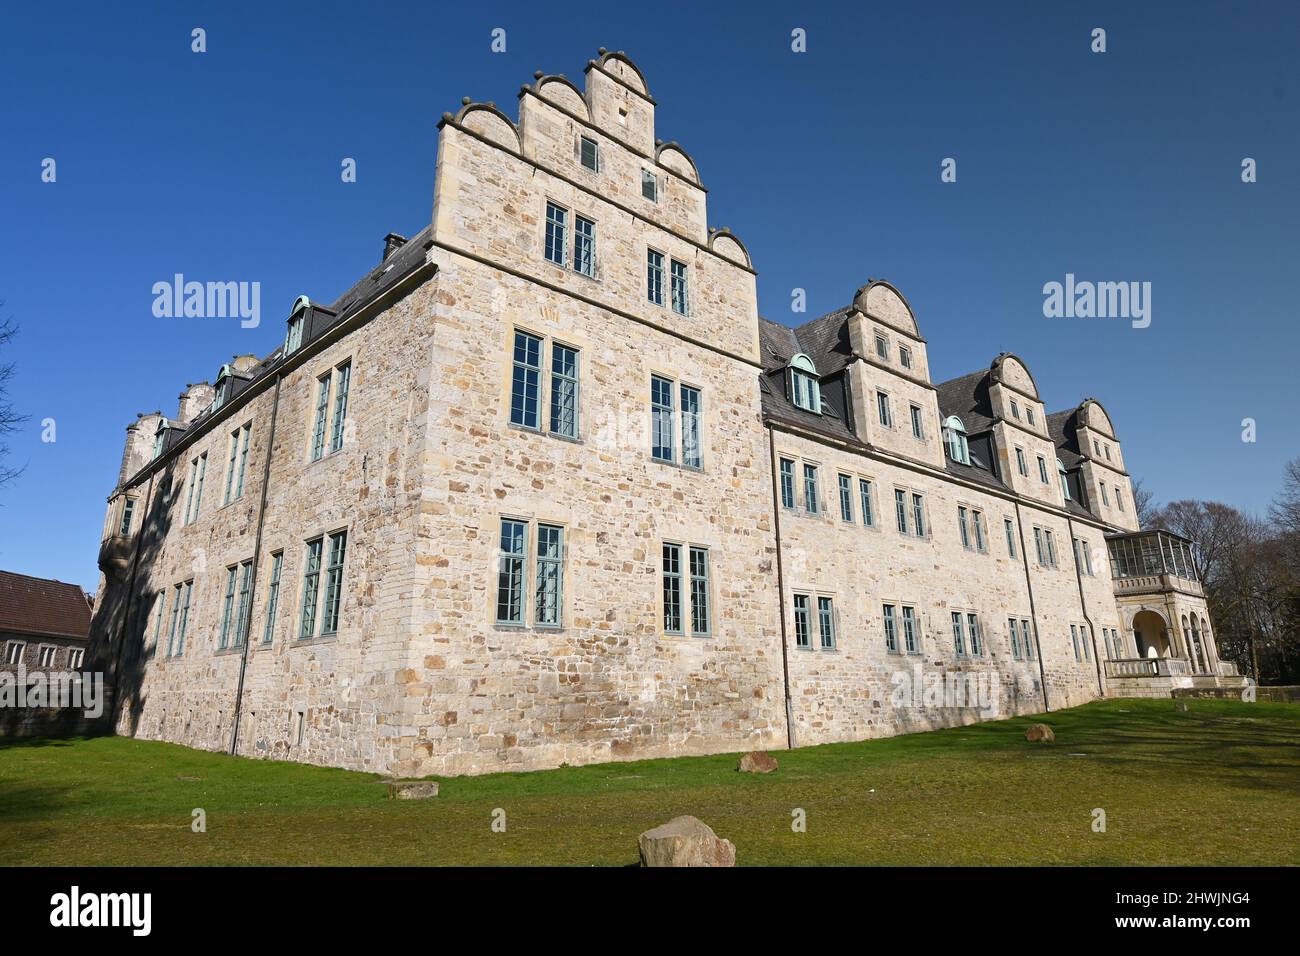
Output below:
[262,552,283,645]
[330,362,351,453]
[299,538,324,638]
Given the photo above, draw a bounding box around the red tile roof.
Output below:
[0,570,92,641]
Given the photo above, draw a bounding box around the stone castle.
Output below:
[87,50,1245,777]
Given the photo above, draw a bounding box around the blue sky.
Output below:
[1,0,1297,592]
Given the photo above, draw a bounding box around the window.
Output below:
[952,611,966,656]
[1070,624,1081,661]
[1015,447,1028,477]
[225,424,251,504]
[234,560,253,647]
[1026,407,1036,426]
[899,345,913,369]
[895,489,908,534]
[817,597,836,650]
[1074,537,1094,576]
[330,362,351,454]
[1094,439,1101,456]
[4,641,23,665]
[69,649,84,669]
[662,543,683,634]
[118,498,135,536]
[496,520,527,625]
[1008,617,1022,659]
[311,373,331,461]
[910,404,924,440]
[219,566,238,650]
[973,510,986,551]
[1082,626,1093,661]
[859,478,874,526]
[943,417,969,464]
[688,546,710,637]
[670,259,689,315]
[967,613,983,656]
[1021,619,1034,660]
[902,606,920,653]
[641,169,658,201]
[680,385,702,469]
[659,543,709,637]
[1037,455,1049,484]
[550,344,580,439]
[959,506,985,551]
[1011,399,1021,419]
[1104,444,1111,461]
[803,463,820,514]
[285,313,304,354]
[779,458,796,509]
[646,250,664,305]
[912,493,926,537]
[579,135,599,171]
[510,331,543,429]
[151,589,168,657]
[838,474,853,522]
[573,216,596,277]
[883,604,898,652]
[1004,517,1017,558]
[1115,488,1125,512]
[789,355,820,412]
[321,531,347,635]
[1100,482,1110,506]
[651,375,675,463]
[37,645,55,667]
[166,584,183,657]
[793,594,811,649]
[299,538,324,638]
[875,334,889,360]
[184,454,206,525]
[876,391,892,428]
[176,581,193,656]
[262,552,283,644]
[1034,528,1045,564]
[545,201,567,265]
[1058,459,1070,500]
[535,524,564,627]
[958,506,970,548]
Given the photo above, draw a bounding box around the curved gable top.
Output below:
[530,74,590,119]
[655,141,700,184]
[1078,398,1118,438]
[708,227,751,269]
[853,280,920,338]
[989,352,1041,399]
[591,49,650,97]
[452,101,522,151]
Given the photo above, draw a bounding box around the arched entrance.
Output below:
[1131,609,1172,658]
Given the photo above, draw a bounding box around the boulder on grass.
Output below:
[386,780,440,799]
[1025,723,1055,743]
[638,816,736,867]
[738,751,779,774]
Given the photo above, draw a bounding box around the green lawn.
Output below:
[2,698,1297,866]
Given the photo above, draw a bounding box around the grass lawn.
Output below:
[1,698,1297,866]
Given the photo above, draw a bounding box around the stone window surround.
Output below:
[892,485,931,540]
[790,589,839,652]
[956,501,989,554]
[646,369,704,471]
[661,538,713,640]
[306,356,355,466]
[508,326,586,446]
[881,600,924,655]
[294,524,351,646]
[493,514,570,632]
[540,197,602,282]
[949,608,986,659]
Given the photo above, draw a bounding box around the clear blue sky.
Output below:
[2,1,1297,592]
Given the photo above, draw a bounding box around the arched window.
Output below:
[943,416,969,464]
[788,354,821,413]
[1057,458,1071,500]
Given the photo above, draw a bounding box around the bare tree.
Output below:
[1131,476,1158,529]
[0,306,25,488]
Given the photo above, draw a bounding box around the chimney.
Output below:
[382,233,407,261]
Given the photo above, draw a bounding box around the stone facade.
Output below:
[86,50,1237,778]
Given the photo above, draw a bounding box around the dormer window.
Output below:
[153,420,169,459]
[788,354,821,413]
[1058,458,1071,500]
[943,416,970,465]
[286,295,310,355]
[210,371,229,414]
[580,136,600,172]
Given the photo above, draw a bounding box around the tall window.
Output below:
[838,474,853,522]
[1004,517,1017,558]
[803,463,820,514]
[1115,488,1125,512]
[1037,454,1049,484]
[1015,447,1028,477]
[680,385,702,469]
[790,355,820,413]
[151,590,167,657]
[234,560,253,647]
[910,404,924,440]
[321,531,347,635]
[793,594,811,649]
[895,489,908,534]
[1070,624,1081,661]
[166,583,183,657]
[817,597,836,650]
[185,454,206,525]
[1011,399,1021,419]
[688,546,710,636]
[662,543,683,634]
[496,519,527,625]
[952,611,966,656]
[311,373,331,461]
[651,375,675,463]
[646,250,664,305]
[902,606,919,653]
[967,613,982,656]
[219,565,238,650]
[779,458,795,509]
[944,416,969,464]
[535,524,564,627]
[579,136,599,171]
[299,538,324,638]
[1020,619,1034,660]
[1008,617,1021,659]
[972,509,986,551]
[958,506,970,548]
[545,201,567,265]
[177,581,192,654]
[1100,482,1111,506]
[911,493,926,537]
[641,169,658,201]
[330,362,351,453]
[510,331,543,429]
[225,424,251,504]
[573,216,595,277]
[1075,537,1094,575]
[899,345,913,369]
[262,552,283,644]
[876,391,892,427]
[875,334,889,360]
[118,498,135,536]
[550,344,579,438]
[285,313,304,354]
[859,478,874,526]
[1058,459,1071,500]
[883,604,898,652]
[670,259,689,315]
[1027,407,1036,426]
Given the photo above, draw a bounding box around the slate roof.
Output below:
[934,368,996,435]
[0,571,92,641]
[1046,408,1085,469]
